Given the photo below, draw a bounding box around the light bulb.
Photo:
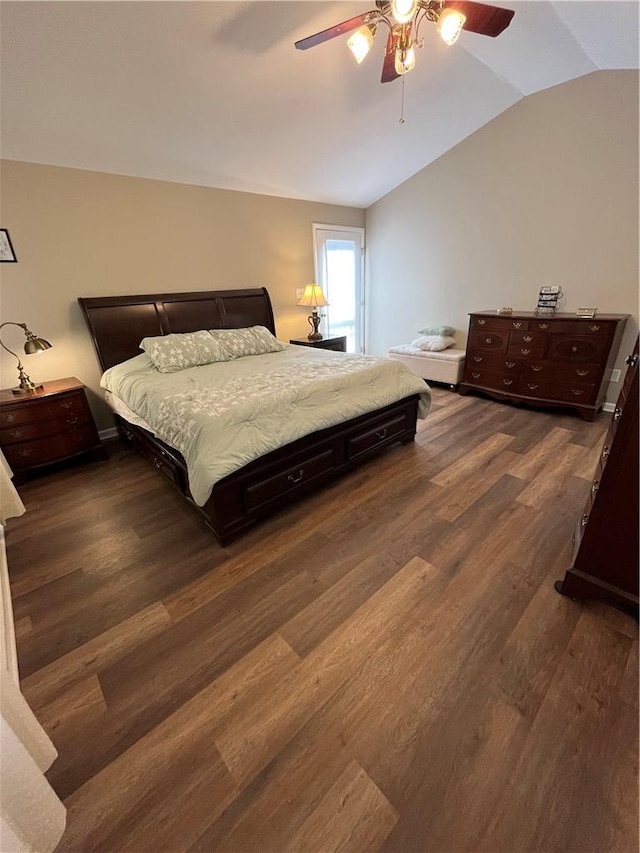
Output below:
[394,45,416,75]
[438,8,466,45]
[391,0,418,25]
[347,25,376,64]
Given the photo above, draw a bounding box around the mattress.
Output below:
[101,345,431,506]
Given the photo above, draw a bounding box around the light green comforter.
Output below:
[101,346,431,506]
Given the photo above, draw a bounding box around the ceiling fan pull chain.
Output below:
[399,74,406,124]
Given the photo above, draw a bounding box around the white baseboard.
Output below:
[602,402,616,413]
[99,426,118,440]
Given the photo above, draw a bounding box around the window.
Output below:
[313,224,365,353]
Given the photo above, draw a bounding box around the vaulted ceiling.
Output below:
[1,1,638,208]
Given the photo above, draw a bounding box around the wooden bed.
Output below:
[79,288,420,545]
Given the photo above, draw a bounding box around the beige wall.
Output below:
[365,71,639,403]
[0,162,364,428]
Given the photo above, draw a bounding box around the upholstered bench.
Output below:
[388,345,466,388]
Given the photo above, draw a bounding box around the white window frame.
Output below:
[312,223,365,353]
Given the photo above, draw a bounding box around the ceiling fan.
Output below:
[295,0,515,83]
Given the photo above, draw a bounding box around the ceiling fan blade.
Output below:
[295,12,378,50]
[444,1,514,37]
[381,31,400,84]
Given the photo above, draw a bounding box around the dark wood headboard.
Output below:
[78,288,277,372]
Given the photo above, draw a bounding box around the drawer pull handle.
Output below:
[4,414,17,423]
[571,389,584,396]
[571,346,578,353]
[522,335,533,342]
[473,356,483,363]
[154,458,163,469]
[505,361,516,369]
[601,445,610,461]
[576,369,589,377]
[484,337,493,345]
[589,325,600,332]
[477,319,486,325]
[60,401,74,409]
[375,428,388,440]
[614,407,622,421]
[288,469,305,484]
[472,372,481,379]
[581,513,589,527]
[520,348,531,355]
[527,383,539,390]
[512,321,523,329]
[9,429,24,439]
[502,379,513,386]
[537,323,549,330]
[591,479,599,494]
[18,448,32,457]
[531,365,543,372]
[625,353,638,367]
[66,416,79,425]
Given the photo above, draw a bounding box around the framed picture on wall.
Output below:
[0,229,17,262]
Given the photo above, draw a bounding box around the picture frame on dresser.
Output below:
[458,311,629,421]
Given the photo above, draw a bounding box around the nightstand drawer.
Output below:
[0,392,85,427]
[0,411,91,445]
[4,427,99,470]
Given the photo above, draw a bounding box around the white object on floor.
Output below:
[389,345,466,386]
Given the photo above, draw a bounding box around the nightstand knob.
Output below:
[17,448,32,457]
[60,401,74,409]
[4,414,17,423]
[589,325,600,332]
[66,416,79,425]
[9,429,24,439]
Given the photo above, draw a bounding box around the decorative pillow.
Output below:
[140,331,231,373]
[208,326,285,358]
[418,325,455,337]
[410,335,456,352]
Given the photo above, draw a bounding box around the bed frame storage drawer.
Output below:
[244,448,336,511]
[346,412,408,460]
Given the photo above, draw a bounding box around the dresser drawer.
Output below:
[347,412,408,460]
[547,335,608,362]
[464,368,520,393]
[467,353,522,374]
[0,410,92,445]
[507,343,546,359]
[534,320,611,336]
[244,448,336,510]
[468,330,509,354]
[471,317,530,332]
[523,362,601,383]
[531,380,596,404]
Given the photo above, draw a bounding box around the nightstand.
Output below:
[289,336,347,353]
[0,377,107,481]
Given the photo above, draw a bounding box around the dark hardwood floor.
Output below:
[6,388,638,853]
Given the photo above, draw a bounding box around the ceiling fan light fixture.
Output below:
[390,0,419,25]
[437,7,466,45]
[347,24,377,64]
[394,44,416,75]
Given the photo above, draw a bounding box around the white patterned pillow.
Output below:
[208,326,285,358]
[410,335,456,352]
[140,331,231,373]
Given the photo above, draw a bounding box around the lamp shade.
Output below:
[297,284,329,308]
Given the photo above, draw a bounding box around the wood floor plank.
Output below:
[34,675,106,735]
[515,443,584,509]
[430,432,515,487]
[507,424,575,480]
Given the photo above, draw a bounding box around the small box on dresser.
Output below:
[0,377,107,482]
[555,337,639,616]
[459,311,629,420]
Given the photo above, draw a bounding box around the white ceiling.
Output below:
[1,1,638,208]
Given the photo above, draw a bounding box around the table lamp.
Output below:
[297,284,329,341]
[0,322,52,394]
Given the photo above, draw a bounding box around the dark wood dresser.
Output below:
[555,337,639,615]
[0,377,106,481]
[459,311,628,420]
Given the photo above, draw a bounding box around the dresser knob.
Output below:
[625,353,638,367]
[576,369,589,377]
[589,325,600,332]
[9,429,24,439]
[71,432,85,442]
[520,348,531,355]
[512,321,522,329]
[613,407,622,421]
[18,448,32,457]
[4,414,17,423]
[473,356,483,363]
[601,445,610,461]
[571,346,578,353]
[522,335,533,342]
[591,479,599,494]
[478,319,486,326]
[505,362,516,369]
[66,416,79,425]
[581,513,589,527]
[531,365,543,372]
[502,379,513,386]
[538,323,549,330]
[472,372,481,379]
[485,337,493,345]
[571,389,584,396]
[527,384,539,390]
